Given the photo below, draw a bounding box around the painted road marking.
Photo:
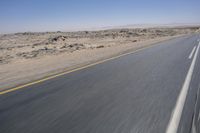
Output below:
[198,110,200,121]
[191,86,200,133]
[166,41,200,133]
[189,46,196,59]
[0,41,165,95]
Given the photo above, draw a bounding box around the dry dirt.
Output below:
[0,27,199,90]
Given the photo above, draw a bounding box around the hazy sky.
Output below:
[0,0,200,33]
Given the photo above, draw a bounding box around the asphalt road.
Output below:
[0,34,200,133]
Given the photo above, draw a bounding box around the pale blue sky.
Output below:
[0,0,199,33]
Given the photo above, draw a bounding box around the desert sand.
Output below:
[0,27,199,90]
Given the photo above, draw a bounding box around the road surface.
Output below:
[0,34,200,133]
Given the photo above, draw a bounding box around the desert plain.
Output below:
[0,27,200,90]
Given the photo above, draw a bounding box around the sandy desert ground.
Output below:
[0,27,200,90]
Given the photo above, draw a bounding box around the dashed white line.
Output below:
[198,110,200,121]
[191,86,200,133]
[166,41,200,133]
[189,46,196,59]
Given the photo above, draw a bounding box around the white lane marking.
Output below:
[189,46,197,59]
[192,123,197,133]
[191,86,200,133]
[198,109,200,121]
[166,42,200,133]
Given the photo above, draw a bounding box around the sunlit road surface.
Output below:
[0,34,200,133]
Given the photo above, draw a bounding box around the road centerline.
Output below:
[0,41,165,95]
[166,41,200,133]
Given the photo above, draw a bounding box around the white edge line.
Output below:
[189,46,197,59]
[191,86,200,133]
[166,42,200,133]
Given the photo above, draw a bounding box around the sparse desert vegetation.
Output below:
[0,27,199,64]
[0,27,199,90]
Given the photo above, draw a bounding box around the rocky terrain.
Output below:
[0,27,199,64]
[0,27,200,90]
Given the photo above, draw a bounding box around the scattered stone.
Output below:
[96,45,104,48]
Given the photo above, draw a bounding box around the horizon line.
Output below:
[1,23,200,35]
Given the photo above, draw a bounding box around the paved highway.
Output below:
[0,34,200,133]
